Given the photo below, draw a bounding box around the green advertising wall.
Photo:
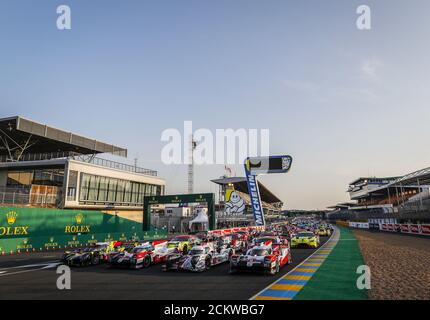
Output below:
[0,207,167,254]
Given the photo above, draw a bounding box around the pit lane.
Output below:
[0,237,328,300]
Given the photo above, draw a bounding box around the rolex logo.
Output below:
[7,211,17,225]
[75,213,84,224]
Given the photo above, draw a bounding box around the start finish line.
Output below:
[245,155,293,227]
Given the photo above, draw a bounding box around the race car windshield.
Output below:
[297,233,314,237]
[189,249,204,255]
[84,246,100,252]
[249,249,271,256]
[133,246,151,253]
[254,238,274,243]
[171,236,189,241]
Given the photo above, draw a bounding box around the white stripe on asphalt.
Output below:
[0,261,60,271]
[0,262,61,277]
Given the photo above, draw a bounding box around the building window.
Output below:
[98,177,108,202]
[107,178,117,202]
[79,173,91,201]
[67,170,78,201]
[78,173,162,207]
[88,175,100,201]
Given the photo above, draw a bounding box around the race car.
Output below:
[62,242,114,267]
[249,236,282,249]
[162,244,233,272]
[166,235,199,254]
[105,241,140,262]
[109,240,171,269]
[317,227,331,237]
[229,233,248,253]
[290,231,320,248]
[229,244,291,275]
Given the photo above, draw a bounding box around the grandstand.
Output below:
[327,167,430,223]
[0,116,165,222]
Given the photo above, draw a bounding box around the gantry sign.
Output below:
[143,193,216,231]
[244,155,293,226]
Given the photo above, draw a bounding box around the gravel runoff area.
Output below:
[353,230,430,300]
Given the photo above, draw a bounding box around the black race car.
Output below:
[62,242,112,267]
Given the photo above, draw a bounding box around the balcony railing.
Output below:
[0,152,158,177]
[0,190,59,207]
[85,157,158,176]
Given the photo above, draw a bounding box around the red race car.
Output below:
[230,243,292,275]
[109,240,172,269]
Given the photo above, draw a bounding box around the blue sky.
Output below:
[1,0,430,209]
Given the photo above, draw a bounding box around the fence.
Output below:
[0,152,158,177]
[0,190,59,207]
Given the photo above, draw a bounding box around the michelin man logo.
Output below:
[225,191,245,215]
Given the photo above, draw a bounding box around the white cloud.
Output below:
[360,58,382,82]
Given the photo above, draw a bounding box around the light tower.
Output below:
[188,136,197,194]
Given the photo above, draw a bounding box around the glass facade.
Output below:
[78,173,162,206]
[6,169,64,188]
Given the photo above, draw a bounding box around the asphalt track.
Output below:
[0,237,328,300]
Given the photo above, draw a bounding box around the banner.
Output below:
[349,222,369,229]
[0,207,166,254]
[244,155,293,227]
[378,223,430,236]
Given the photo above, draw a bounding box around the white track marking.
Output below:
[0,261,60,271]
[0,262,61,277]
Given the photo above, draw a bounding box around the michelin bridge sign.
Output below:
[244,155,293,226]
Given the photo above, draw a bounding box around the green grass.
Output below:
[294,226,368,300]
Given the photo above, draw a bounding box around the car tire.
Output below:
[91,255,100,265]
[270,262,279,275]
[143,255,151,268]
[182,245,188,255]
[205,257,211,270]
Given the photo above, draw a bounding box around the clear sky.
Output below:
[1,0,430,209]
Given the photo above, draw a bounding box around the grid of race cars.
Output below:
[61,218,333,275]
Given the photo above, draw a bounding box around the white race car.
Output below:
[162,244,233,272]
[230,244,291,275]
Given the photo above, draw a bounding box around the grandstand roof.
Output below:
[363,167,430,196]
[389,167,430,186]
[211,176,282,204]
[327,202,358,209]
[349,176,400,186]
[0,116,127,159]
